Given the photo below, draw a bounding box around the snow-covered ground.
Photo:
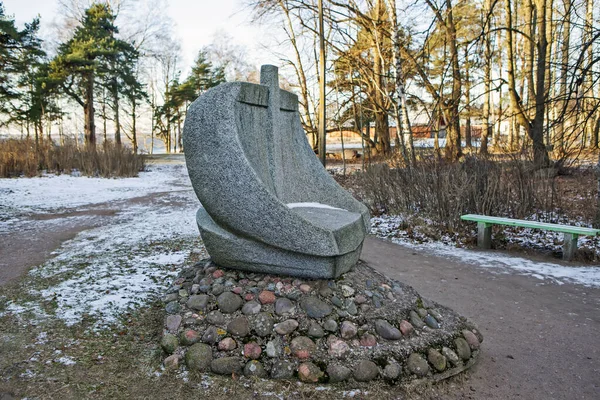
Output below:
[371,215,600,288]
[0,164,189,216]
[0,163,204,328]
[2,162,599,331]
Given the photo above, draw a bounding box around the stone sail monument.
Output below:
[168,65,482,385]
[183,65,369,278]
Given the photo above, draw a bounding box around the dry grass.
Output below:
[0,242,467,400]
[348,155,597,232]
[0,138,145,178]
[341,155,600,261]
[0,297,465,400]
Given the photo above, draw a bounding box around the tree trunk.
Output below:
[375,111,390,155]
[173,121,177,153]
[177,108,183,152]
[84,71,96,150]
[113,83,121,146]
[494,29,504,148]
[131,100,138,153]
[481,0,493,155]
[443,0,462,161]
[464,47,472,149]
[584,0,595,148]
[150,91,155,155]
[166,109,171,154]
[373,0,391,155]
[318,0,327,164]
[434,105,441,156]
[59,116,64,146]
[102,98,107,143]
[388,0,415,164]
[36,121,43,145]
[592,118,600,150]
[556,0,571,155]
[351,72,367,169]
[280,0,318,147]
[365,123,372,162]
[524,0,536,116]
[505,0,549,166]
[595,153,600,228]
[531,0,551,167]
[544,0,555,149]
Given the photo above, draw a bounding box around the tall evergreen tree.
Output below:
[178,50,225,101]
[154,49,225,152]
[14,19,57,143]
[0,2,21,119]
[0,2,51,134]
[48,3,129,149]
[99,36,141,147]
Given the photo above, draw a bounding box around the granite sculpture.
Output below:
[183,65,369,278]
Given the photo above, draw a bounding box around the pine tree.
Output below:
[154,49,225,153]
[178,50,225,101]
[48,3,128,150]
[0,2,21,119]
[0,2,51,134]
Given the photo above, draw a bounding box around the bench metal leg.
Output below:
[563,233,579,261]
[477,222,492,249]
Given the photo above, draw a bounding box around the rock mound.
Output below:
[159,260,482,384]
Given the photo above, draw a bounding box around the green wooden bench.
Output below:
[460,214,600,261]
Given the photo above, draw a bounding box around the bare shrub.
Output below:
[0,139,145,178]
[351,156,566,231]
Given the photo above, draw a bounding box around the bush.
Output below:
[350,156,566,231]
[0,138,145,178]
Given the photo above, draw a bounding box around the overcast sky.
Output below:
[3,0,273,74]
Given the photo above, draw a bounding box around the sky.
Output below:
[3,0,272,74]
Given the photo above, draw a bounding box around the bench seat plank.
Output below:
[461,214,600,236]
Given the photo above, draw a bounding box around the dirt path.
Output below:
[0,210,116,285]
[0,190,191,286]
[362,236,600,400]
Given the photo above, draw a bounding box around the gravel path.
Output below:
[362,236,600,399]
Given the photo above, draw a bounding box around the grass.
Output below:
[0,242,473,400]
[0,138,145,178]
[0,291,469,400]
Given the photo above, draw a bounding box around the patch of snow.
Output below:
[35,332,48,345]
[178,370,190,383]
[258,392,285,399]
[198,373,213,389]
[138,252,187,265]
[0,164,191,218]
[0,213,99,235]
[378,232,600,288]
[33,204,198,327]
[1,301,49,321]
[287,202,343,210]
[1,164,202,328]
[19,369,36,378]
[56,356,76,366]
[342,390,364,398]
[372,214,600,287]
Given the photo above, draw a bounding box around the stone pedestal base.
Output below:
[159,260,482,385]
